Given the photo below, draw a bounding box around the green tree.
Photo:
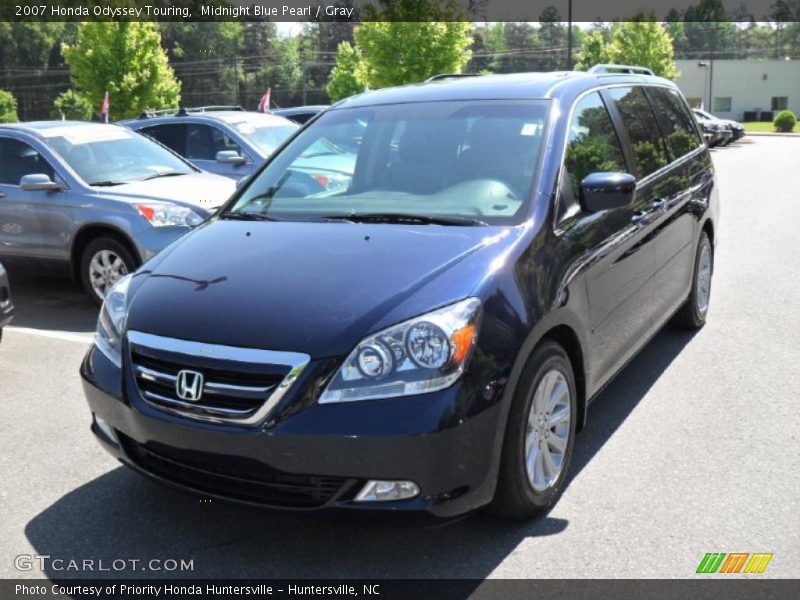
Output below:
[0,90,19,122]
[606,17,679,79]
[356,0,472,88]
[51,89,93,120]
[574,30,610,70]
[326,42,366,101]
[62,22,180,119]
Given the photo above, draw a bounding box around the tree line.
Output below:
[1,0,799,121]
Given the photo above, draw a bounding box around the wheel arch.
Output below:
[69,223,141,282]
[502,309,590,434]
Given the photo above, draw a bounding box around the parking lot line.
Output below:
[4,326,94,344]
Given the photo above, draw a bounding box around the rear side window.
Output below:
[563,92,626,201]
[607,86,670,179]
[140,124,186,156]
[186,124,242,160]
[0,138,55,185]
[647,87,703,158]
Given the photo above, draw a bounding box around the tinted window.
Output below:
[186,124,242,160]
[607,86,670,178]
[563,92,626,201]
[230,100,549,225]
[0,138,54,185]
[140,124,186,156]
[647,87,703,158]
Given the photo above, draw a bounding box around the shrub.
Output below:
[774,110,796,133]
[52,90,94,121]
[0,90,19,123]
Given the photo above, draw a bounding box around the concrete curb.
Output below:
[745,131,798,137]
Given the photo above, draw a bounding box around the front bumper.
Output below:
[81,345,505,518]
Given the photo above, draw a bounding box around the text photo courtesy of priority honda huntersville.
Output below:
[81,67,717,520]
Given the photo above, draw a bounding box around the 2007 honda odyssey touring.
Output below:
[81,65,717,520]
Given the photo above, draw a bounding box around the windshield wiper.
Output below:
[321,213,488,226]
[89,180,127,187]
[139,172,188,181]
[218,211,280,222]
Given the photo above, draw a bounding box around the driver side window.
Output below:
[559,92,626,221]
[0,138,55,185]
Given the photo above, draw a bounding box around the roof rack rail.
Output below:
[588,64,655,76]
[425,73,480,82]
[136,105,245,119]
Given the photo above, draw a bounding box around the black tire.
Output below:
[672,232,713,330]
[80,236,138,306]
[489,341,577,521]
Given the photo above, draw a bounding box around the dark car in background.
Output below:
[122,107,299,180]
[693,114,732,147]
[692,108,745,144]
[0,261,13,342]
[273,105,329,125]
[82,65,718,520]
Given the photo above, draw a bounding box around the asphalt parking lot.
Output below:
[1,136,798,580]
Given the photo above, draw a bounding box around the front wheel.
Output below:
[80,237,137,306]
[489,341,577,521]
[672,231,713,330]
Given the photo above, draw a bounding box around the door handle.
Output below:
[0,192,5,198]
[631,210,648,223]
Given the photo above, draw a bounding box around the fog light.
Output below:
[94,415,118,444]
[354,480,420,502]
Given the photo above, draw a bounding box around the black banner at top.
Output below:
[4,0,799,23]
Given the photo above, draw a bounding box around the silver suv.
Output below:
[0,121,235,304]
[122,107,298,180]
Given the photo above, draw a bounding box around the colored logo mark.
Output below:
[696,552,773,574]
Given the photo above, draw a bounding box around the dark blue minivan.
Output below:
[81,66,717,520]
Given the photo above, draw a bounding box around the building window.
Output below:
[686,97,703,109]
[771,97,788,111]
[714,97,732,112]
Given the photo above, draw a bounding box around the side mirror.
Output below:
[216,150,246,165]
[20,174,61,192]
[579,172,636,212]
[235,176,249,189]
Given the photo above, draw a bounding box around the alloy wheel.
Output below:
[525,369,571,493]
[89,249,128,300]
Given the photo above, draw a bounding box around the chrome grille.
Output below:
[128,331,310,426]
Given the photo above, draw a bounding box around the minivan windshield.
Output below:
[44,125,194,186]
[227,100,549,225]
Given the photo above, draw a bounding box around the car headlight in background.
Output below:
[319,298,481,403]
[95,274,132,368]
[135,203,204,227]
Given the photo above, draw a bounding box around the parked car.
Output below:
[0,261,13,342]
[0,121,236,305]
[81,65,717,520]
[122,107,299,180]
[693,108,746,143]
[273,105,329,125]
[693,115,731,147]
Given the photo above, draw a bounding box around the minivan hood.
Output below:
[96,172,235,213]
[126,221,521,357]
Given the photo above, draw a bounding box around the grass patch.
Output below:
[742,121,796,133]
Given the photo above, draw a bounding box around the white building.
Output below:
[674,59,800,121]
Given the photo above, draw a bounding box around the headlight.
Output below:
[309,171,351,192]
[94,274,132,368]
[135,203,204,227]
[319,298,481,403]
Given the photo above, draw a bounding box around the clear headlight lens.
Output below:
[135,203,204,227]
[319,298,481,404]
[94,274,132,368]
